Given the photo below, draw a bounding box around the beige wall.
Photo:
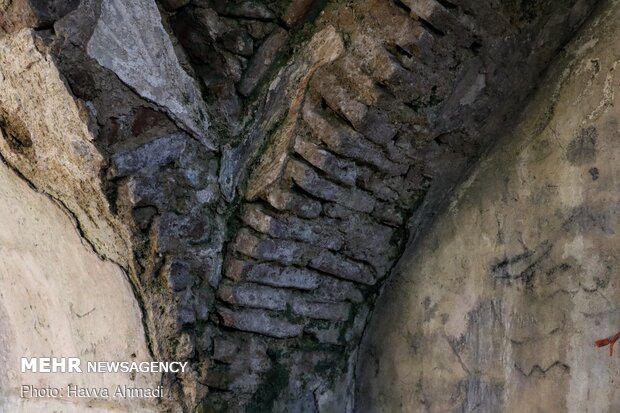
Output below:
[0,160,159,412]
[356,1,620,412]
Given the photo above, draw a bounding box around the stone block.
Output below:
[87,0,213,148]
[242,204,343,250]
[164,259,196,291]
[247,263,321,290]
[302,102,406,175]
[217,307,304,338]
[0,0,79,34]
[339,213,396,272]
[176,332,195,359]
[226,1,275,20]
[357,173,401,202]
[228,335,271,374]
[218,282,289,311]
[156,213,210,253]
[109,133,187,177]
[247,21,276,40]
[264,187,322,218]
[291,296,351,321]
[224,257,251,281]
[286,159,376,213]
[312,71,397,145]
[234,228,309,266]
[309,250,375,285]
[178,305,197,326]
[220,26,254,57]
[313,276,364,303]
[194,289,213,321]
[294,137,357,186]
[372,202,404,226]
[322,202,351,219]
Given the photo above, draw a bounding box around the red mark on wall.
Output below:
[595,330,620,356]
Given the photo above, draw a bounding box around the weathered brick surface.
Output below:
[264,187,322,218]
[234,228,310,265]
[309,250,376,285]
[294,136,358,186]
[302,103,407,175]
[242,204,343,250]
[217,307,304,338]
[0,0,598,410]
[291,296,351,321]
[286,159,376,213]
[248,263,319,290]
[218,281,290,311]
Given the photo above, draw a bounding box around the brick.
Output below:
[309,250,375,285]
[224,257,251,281]
[312,72,396,145]
[264,187,322,218]
[302,101,407,176]
[313,276,364,303]
[226,1,275,20]
[234,228,310,266]
[218,282,289,311]
[247,263,321,290]
[291,296,351,321]
[217,307,304,338]
[294,137,357,186]
[242,204,343,250]
[338,213,396,273]
[286,159,376,213]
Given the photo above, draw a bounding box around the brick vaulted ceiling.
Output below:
[0,0,605,411]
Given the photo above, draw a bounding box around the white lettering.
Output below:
[68,357,82,373]
[23,358,185,374]
[21,358,37,373]
[20,385,62,398]
[39,358,51,373]
[21,357,82,373]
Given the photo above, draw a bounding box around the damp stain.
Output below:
[566,127,597,165]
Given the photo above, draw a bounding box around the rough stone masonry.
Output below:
[0,0,614,412]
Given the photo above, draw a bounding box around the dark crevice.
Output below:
[418,17,446,37]
[392,0,412,14]
[319,97,358,133]
[436,0,458,10]
[469,40,483,54]
[384,42,418,70]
